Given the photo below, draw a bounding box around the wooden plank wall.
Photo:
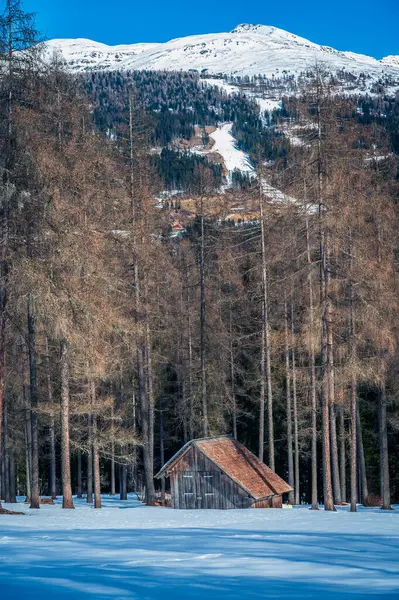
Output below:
[251,496,283,508]
[170,446,255,509]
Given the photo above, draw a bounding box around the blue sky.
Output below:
[23,0,399,59]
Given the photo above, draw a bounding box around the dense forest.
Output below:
[1,0,399,516]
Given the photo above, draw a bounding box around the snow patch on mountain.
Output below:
[209,123,254,185]
[255,97,282,113]
[202,79,281,124]
[261,180,298,205]
[202,78,240,95]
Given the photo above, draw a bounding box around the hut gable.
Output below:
[156,436,292,509]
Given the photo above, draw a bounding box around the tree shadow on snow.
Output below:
[0,526,398,600]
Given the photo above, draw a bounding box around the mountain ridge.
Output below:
[44,23,399,83]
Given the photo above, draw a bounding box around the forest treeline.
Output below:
[0,1,398,514]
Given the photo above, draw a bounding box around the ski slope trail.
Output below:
[209,123,254,185]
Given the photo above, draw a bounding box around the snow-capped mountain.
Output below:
[45,23,399,81]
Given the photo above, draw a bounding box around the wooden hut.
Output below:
[155,435,292,509]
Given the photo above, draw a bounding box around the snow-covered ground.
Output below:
[202,78,241,95]
[203,78,282,125]
[261,180,298,205]
[0,495,398,599]
[209,123,254,185]
[254,98,281,113]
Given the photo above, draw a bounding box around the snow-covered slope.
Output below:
[44,38,158,71]
[209,123,254,185]
[45,24,399,81]
[381,55,399,68]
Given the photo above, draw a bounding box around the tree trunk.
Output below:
[292,349,300,505]
[28,295,40,509]
[356,406,369,504]
[338,407,346,503]
[320,237,335,512]
[24,418,31,501]
[92,412,101,509]
[45,338,57,500]
[110,398,115,496]
[378,369,392,510]
[86,413,93,503]
[199,209,208,436]
[1,402,10,503]
[135,262,155,506]
[265,305,274,470]
[48,413,56,499]
[184,256,194,440]
[284,301,294,505]
[145,317,155,479]
[320,311,335,511]
[138,343,155,504]
[120,464,127,501]
[160,405,165,502]
[347,227,357,512]
[60,340,74,509]
[258,320,265,462]
[259,187,274,470]
[110,446,116,496]
[305,207,318,510]
[0,181,9,511]
[316,74,335,512]
[3,455,10,503]
[23,366,33,501]
[77,451,82,498]
[229,307,237,440]
[350,378,357,512]
[131,388,137,490]
[291,301,300,505]
[181,378,189,443]
[9,452,16,503]
[349,251,357,512]
[329,403,342,505]
[325,254,341,507]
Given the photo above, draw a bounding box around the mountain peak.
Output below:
[381,55,399,68]
[230,24,264,34]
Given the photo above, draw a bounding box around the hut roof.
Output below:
[155,435,292,500]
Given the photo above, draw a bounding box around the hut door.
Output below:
[203,472,216,509]
[199,471,216,509]
[182,472,196,509]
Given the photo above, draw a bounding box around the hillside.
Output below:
[83,68,399,212]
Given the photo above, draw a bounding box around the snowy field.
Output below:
[0,495,398,600]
